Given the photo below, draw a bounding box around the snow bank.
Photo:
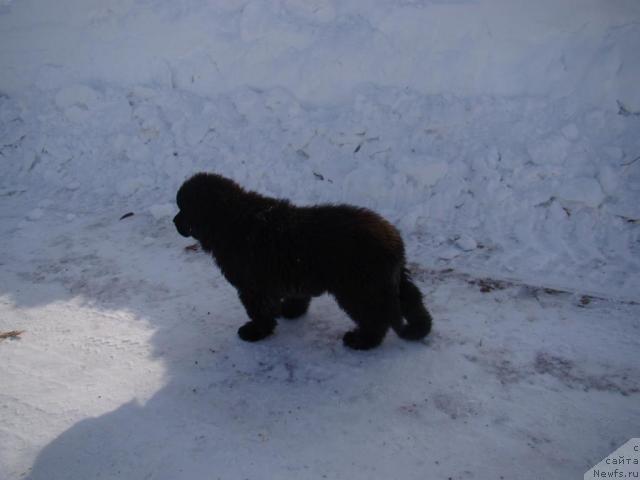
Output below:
[1,0,639,298]
[2,84,638,298]
[1,0,639,109]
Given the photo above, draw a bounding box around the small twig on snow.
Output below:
[0,330,25,341]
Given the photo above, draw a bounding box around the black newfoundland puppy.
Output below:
[174,173,432,350]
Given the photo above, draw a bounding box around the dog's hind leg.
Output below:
[334,289,399,350]
[237,290,279,342]
[281,296,311,319]
[396,269,432,340]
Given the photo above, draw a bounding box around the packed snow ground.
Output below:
[1,0,640,479]
[1,199,639,480]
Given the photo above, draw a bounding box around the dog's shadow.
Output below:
[2,207,428,479]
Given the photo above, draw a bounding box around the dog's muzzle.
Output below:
[173,214,192,238]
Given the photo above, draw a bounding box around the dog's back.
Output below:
[253,203,404,295]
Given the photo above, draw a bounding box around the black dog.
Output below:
[174,173,432,350]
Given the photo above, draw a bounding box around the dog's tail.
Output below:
[392,268,432,340]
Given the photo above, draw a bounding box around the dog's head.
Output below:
[173,172,242,239]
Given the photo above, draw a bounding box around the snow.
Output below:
[1,0,639,479]
[2,202,639,480]
[149,204,176,220]
[455,234,477,252]
[2,84,638,297]
[26,208,44,221]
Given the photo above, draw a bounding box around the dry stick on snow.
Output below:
[0,330,25,340]
[621,155,640,167]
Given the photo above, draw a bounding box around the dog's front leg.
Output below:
[236,290,278,342]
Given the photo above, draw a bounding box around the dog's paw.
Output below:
[342,330,382,350]
[238,321,274,342]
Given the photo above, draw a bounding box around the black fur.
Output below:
[174,173,432,350]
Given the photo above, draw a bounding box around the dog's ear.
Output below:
[177,173,243,228]
[179,174,216,209]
